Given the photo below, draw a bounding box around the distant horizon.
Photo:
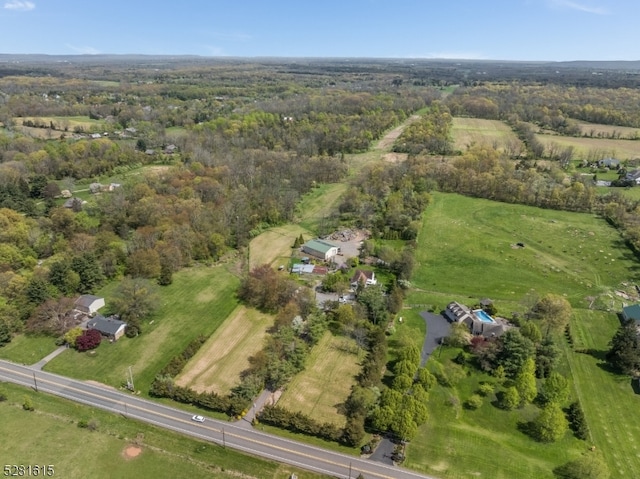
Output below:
[1,52,639,65]
[1,1,639,62]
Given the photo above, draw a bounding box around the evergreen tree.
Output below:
[606,320,640,375]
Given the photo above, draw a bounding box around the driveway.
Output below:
[418,311,451,366]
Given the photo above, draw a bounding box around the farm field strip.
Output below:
[277,332,361,426]
[536,133,640,160]
[176,305,272,395]
[451,117,519,152]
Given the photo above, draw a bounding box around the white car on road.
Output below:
[191,415,205,423]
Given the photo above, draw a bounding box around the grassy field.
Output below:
[295,183,348,233]
[400,192,640,478]
[576,121,640,140]
[404,348,585,479]
[451,117,520,152]
[249,224,310,269]
[0,382,329,479]
[0,334,59,365]
[176,306,271,395]
[408,192,638,313]
[45,264,240,394]
[277,332,361,426]
[536,133,640,160]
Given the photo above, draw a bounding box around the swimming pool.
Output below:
[474,309,496,323]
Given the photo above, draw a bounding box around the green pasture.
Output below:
[45,265,240,394]
[399,192,640,478]
[409,192,638,312]
[0,382,327,479]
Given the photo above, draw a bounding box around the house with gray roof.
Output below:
[444,301,510,338]
[86,315,127,341]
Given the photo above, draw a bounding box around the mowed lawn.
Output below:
[409,192,639,312]
[0,382,326,479]
[295,183,348,233]
[45,265,240,394]
[451,117,520,152]
[405,349,585,479]
[250,224,310,269]
[566,309,640,478]
[536,133,640,160]
[278,332,361,426]
[176,305,272,395]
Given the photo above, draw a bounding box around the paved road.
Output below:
[0,360,437,479]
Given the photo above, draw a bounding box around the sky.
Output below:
[1,0,638,61]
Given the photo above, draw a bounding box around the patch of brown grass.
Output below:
[175,306,271,394]
[277,332,361,426]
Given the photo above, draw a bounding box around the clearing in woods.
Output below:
[176,305,272,395]
[277,332,361,426]
[452,117,520,152]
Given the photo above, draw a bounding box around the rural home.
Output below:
[444,301,510,338]
[74,295,105,315]
[302,239,339,261]
[350,269,377,288]
[86,315,127,341]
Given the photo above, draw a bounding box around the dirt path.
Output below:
[375,115,420,151]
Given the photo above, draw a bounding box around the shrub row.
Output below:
[149,375,248,417]
[159,335,207,377]
[258,405,343,443]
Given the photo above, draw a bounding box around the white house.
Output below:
[350,269,377,288]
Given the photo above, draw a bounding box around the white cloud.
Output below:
[548,0,609,15]
[65,44,101,55]
[3,1,35,11]
[421,51,489,60]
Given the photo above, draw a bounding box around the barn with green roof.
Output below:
[301,239,339,261]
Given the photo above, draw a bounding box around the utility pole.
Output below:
[33,372,38,392]
[348,461,352,479]
[222,427,226,449]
